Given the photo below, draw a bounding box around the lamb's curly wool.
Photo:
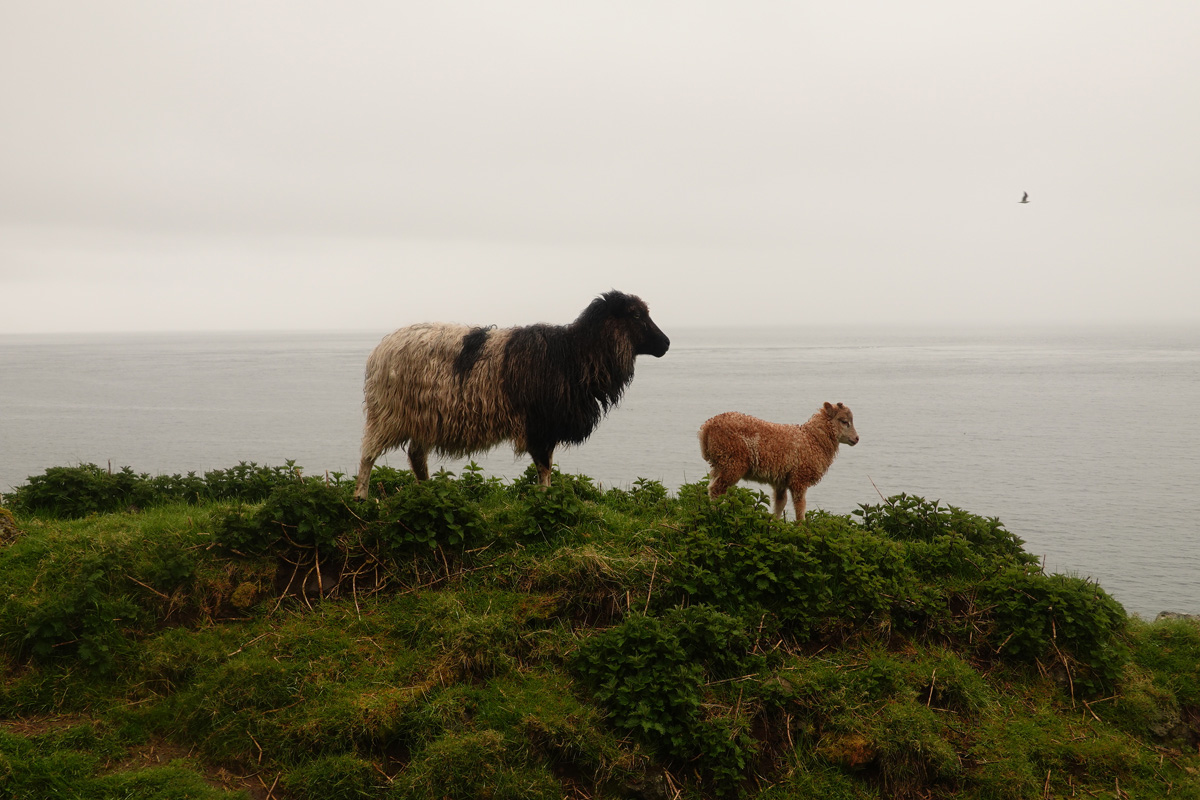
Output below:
[354,291,670,500]
[698,402,859,521]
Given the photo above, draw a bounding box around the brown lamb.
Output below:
[698,402,859,521]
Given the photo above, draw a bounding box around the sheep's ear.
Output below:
[823,402,835,416]
[600,290,634,317]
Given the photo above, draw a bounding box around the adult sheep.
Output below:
[354,291,670,500]
[698,402,859,522]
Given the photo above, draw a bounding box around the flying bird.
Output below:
[1019,192,1030,204]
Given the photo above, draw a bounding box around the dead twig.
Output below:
[125,575,172,601]
[227,631,273,658]
[643,558,658,614]
[867,475,889,505]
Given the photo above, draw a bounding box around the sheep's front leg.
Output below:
[354,453,377,501]
[790,483,809,522]
[529,444,555,488]
[772,485,789,519]
[407,443,430,482]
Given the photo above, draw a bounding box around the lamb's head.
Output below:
[823,402,859,446]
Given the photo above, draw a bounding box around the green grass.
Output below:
[1,463,1198,799]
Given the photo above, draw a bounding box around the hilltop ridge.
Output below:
[1,462,1198,799]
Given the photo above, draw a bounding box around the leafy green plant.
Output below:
[256,479,356,553]
[356,464,417,499]
[983,566,1128,695]
[4,464,151,518]
[672,503,911,638]
[855,494,1036,571]
[457,460,506,502]
[602,477,673,516]
[509,464,603,501]
[201,460,302,502]
[511,477,596,539]
[574,606,758,795]
[372,475,488,554]
[210,503,270,555]
[3,564,140,671]
[5,460,307,518]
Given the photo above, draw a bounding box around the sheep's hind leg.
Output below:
[408,444,430,482]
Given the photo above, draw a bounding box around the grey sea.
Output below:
[1,326,1197,620]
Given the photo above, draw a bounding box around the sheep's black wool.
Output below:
[354,290,669,499]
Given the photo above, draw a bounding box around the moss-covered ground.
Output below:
[1,463,1198,799]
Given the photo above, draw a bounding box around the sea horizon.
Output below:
[3,323,1198,619]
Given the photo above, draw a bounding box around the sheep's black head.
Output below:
[591,290,670,358]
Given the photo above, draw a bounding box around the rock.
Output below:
[1155,611,1200,623]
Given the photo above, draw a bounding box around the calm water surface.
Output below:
[1,326,1197,619]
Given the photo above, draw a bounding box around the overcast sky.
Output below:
[2,2,1197,333]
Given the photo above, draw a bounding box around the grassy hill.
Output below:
[1,462,1198,799]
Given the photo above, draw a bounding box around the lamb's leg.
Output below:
[791,484,809,523]
[772,485,788,519]
[408,443,430,482]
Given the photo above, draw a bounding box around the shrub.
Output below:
[210,504,270,555]
[672,503,911,638]
[6,461,308,518]
[2,562,140,672]
[456,461,505,502]
[256,479,357,553]
[855,494,1036,572]
[983,566,1128,695]
[372,475,488,554]
[510,478,597,540]
[574,606,758,795]
[357,464,417,499]
[602,477,673,516]
[509,464,603,502]
[4,464,152,519]
[201,461,302,502]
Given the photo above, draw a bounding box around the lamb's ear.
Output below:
[836,402,845,409]
[823,401,835,416]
